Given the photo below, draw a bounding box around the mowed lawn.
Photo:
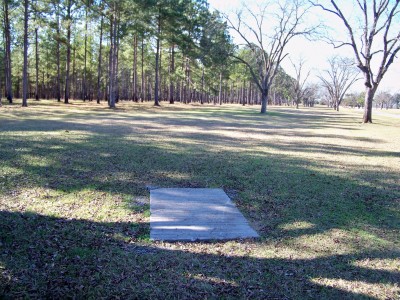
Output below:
[0,100,399,299]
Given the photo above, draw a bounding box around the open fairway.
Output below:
[0,100,399,299]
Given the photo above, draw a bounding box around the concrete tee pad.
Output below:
[150,188,259,241]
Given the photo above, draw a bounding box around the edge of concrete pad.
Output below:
[149,187,260,242]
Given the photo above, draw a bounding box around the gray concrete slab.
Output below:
[150,188,259,241]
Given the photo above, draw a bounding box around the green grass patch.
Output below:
[0,100,399,299]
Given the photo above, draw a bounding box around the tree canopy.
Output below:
[0,0,398,116]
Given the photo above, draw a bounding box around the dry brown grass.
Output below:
[0,99,399,299]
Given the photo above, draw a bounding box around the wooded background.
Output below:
[0,0,308,108]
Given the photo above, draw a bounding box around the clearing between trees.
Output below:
[0,101,399,299]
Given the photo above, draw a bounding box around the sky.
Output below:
[207,0,400,94]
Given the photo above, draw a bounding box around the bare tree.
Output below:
[224,0,317,113]
[318,56,360,111]
[375,90,392,109]
[290,58,311,109]
[302,83,320,107]
[392,92,400,109]
[312,0,400,122]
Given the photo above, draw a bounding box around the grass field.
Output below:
[1,100,399,299]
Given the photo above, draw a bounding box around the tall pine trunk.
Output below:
[219,72,222,105]
[248,82,252,105]
[184,57,190,104]
[22,0,29,107]
[56,3,61,102]
[35,27,39,101]
[0,62,2,106]
[108,15,115,107]
[108,5,117,108]
[154,12,161,106]
[3,0,12,103]
[187,59,191,103]
[168,44,175,104]
[141,36,144,102]
[115,23,120,103]
[200,67,204,105]
[169,45,175,104]
[97,16,103,104]
[159,41,162,101]
[107,33,112,105]
[83,7,88,101]
[132,34,138,101]
[64,0,72,104]
[72,47,76,99]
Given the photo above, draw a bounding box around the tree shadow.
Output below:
[0,115,398,232]
[1,210,399,299]
[0,105,399,298]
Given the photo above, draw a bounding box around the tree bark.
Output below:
[115,23,120,103]
[22,0,29,107]
[108,7,117,108]
[72,47,76,99]
[64,0,72,104]
[200,67,204,105]
[55,2,61,102]
[363,86,376,123]
[183,60,187,104]
[169,45,175,104]
[219,72,222,105]
[107,33,112,105]
[0,55,2,106]
[260,89,268,113]
[97,16,103,103]
[83,7,88,101]
[35,27,39,101]
[3,0,12,103]
[140,35,144,102]
[132,34,138,101]
[154,11,161,106]
[185,57,190,104]
[159,41,162,101]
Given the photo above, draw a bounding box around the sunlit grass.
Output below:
[310,277,400,299]
[0,99,399,298]
[279,221,316,231]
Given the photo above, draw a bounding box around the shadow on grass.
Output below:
[1,103,362,131]
[1,210,399,299]
[0,117,398,233]
[0,112,394,160]
[0,107,399,298]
